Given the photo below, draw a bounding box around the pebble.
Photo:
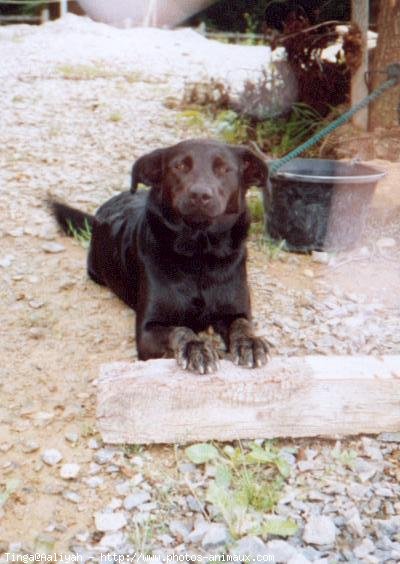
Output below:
[0,254,14,268]
[21,440,40,453]
[65,431,79,443]
[186,494,204,513]
[311,251,329,264]
[41,242,65,253]
[376,237,396,248]
[187,518,209,544]
[60,463,80,479]
[354,538,375,558]
[169,520,191,542]
[42,449,63,466]
[288,554,312,564]
[84,476,103,489]
[123,490,151,510]
[230,536,268,558]
[201,523,229,550]
[265,540,297,562]
[95,512,128,532]
[94,448,115,465]
[62,490,81,504]
[303,515,336,546]
[378,432,400,443]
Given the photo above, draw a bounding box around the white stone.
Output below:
[303,515,336,546]
[202,523,229,550]
[265,540,297,562]
[95,512,127,532]
[41,242,65,253]
[42,449,63,466]
[123,491,150,510]
[60,463,80,479]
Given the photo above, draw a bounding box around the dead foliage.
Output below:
[269,17,363,116]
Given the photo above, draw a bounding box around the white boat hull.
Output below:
[77,0,217,28]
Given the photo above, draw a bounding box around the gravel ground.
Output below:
[0,14,400,563]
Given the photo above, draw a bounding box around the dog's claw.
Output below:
[176,339,219,375]
[230,336,269,369]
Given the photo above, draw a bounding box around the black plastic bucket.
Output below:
[265,158,386,252]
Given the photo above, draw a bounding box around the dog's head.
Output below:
[131,139,268,225]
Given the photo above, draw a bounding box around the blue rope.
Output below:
[269,73,399,176]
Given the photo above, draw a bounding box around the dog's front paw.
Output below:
[230,335,269,368]
[176,339,219,374]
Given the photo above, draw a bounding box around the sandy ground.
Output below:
[0,14,399,555]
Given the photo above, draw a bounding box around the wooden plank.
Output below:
[97,356,400,445]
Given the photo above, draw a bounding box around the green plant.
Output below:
[247,188,265,237]
[57,63,114,81]
[332,447,358,470]
[215,110,250,145]
[109,111,123,123]
[184,441,297,539]
[67,219,92,249]
[0,478,20,507]
[178,109,206,130]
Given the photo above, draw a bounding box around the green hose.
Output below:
[269,65,400,176]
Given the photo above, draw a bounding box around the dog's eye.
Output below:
[174,160,190,173]
[214,161,230,175]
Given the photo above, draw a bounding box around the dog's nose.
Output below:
[189,187,212,205]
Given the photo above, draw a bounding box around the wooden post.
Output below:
[351,0,369,130]
[97,356,400,445]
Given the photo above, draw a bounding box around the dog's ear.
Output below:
[233,146,269,190]
[131,148,165,192]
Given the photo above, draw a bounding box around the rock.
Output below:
[354,538,375,558]
[265,540,297,562]
[65,431,79,443]
[21,440,40,453]
[62,490,81,504]
[186,495,204,513]
[376,237,396,248]
[178,463,196,474]
[311,251,329,264]
[108,498,123,511]
[374,516,400,536]
[354,458,378,482]
[88,438,100,449]
[42,449,63,466]
[378,432,400,443]
[84,476,104,489]
[41,242,65,253]
[187,519,209,544]
[364,445,383,461]
[303,515,336,546]
[345,509,364,537]
[123,491,151,510]
[288,554,312,564]
[98,531,127,549]
[8,227,24,237]
[0,255,14,268]
[347,483,370,500]
[169,520,190,542]
[230,536,268,558]
[94,448,115,465]
[60,463,80,479]
[95,512,127,532]
[153,534,172,549]
[202,523,229,550]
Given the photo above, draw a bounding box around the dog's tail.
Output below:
[47,197,95,237]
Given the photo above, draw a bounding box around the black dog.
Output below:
[49,139,269,373]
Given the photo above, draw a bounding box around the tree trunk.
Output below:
[351,0,369,130]
[369,0,400,130]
